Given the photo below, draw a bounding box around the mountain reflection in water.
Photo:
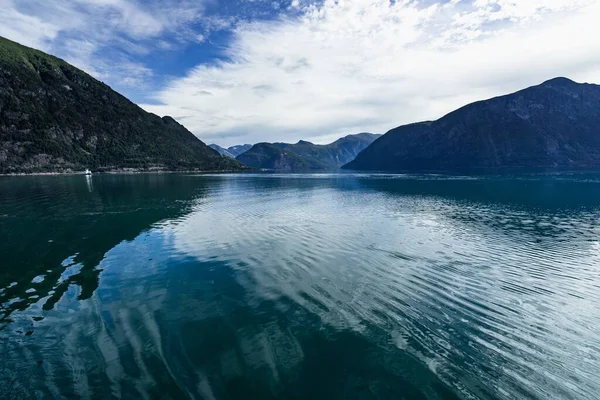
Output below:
[1,173,599,399]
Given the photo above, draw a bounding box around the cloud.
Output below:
[0,0,62,50]
[141,0,600,146]
[0,0,207,92]
[2,0,599,146]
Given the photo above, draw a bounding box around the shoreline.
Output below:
[3,167,599,177]
[0,169,251,177]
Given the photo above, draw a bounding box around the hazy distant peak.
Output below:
[208,144,234,158]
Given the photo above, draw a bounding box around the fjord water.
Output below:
[1,174,599,399]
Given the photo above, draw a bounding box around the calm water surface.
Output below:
[1,173,599,399]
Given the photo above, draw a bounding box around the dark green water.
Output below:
[1,173,599,399]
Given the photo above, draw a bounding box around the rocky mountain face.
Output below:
[343,78,600,172]
[0,36,241,173]
[237,133,380,170]
[209,143,252,158]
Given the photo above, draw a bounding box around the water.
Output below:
[1,173,599,399]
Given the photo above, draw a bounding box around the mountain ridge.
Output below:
[227,144,253,157]
[0,36,242,173]
[343,78,600,171]
[237,133,381,171]
[209,143,252,158]
[209,144,236,158]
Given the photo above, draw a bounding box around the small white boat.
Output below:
[83,169,92,176]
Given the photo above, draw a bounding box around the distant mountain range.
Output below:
[228,144,253,157]
[236,133,381,171]
[0,36,242,173]
[209,144,252,158]
[344,78,600,171]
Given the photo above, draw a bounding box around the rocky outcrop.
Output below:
[209,144,236,158]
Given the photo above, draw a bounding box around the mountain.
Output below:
[343,78,600,172]
[0,36,242,173]
[209,143,252,158]
[227,144,252,157]
[236,143,310,170]
[209,144,235,158]
[236,133,380,171]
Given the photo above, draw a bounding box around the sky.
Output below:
[1,0,599,146]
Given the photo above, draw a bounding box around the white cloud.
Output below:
[2,0,599,146]
[141,0,600,146]
[0,0,62,50]
[0,0,207,90]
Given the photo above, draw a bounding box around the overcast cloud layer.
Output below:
[2,0,600,146]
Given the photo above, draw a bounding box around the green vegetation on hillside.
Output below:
[0,36,242,173]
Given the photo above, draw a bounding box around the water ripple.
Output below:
[1,173,600,399]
